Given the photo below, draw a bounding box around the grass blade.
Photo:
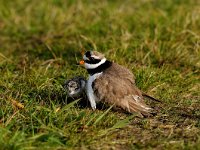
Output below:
[93,105,113,126]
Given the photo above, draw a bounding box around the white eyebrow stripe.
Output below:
[91,55,100,59]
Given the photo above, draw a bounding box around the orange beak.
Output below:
[79,60,85,65]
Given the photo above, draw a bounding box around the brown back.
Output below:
[93,62,152,116]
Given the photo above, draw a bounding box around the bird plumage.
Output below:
[92,62,152,116]
[63,76,86,98]
[79,51,160,117]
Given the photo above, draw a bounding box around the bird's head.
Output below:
[64,77,86,98]
[79,51,106,69]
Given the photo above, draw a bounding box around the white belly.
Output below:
[87,72,102,109]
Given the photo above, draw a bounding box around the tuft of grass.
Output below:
[0,0,199,149]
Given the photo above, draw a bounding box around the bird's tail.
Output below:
[119,95,153,117]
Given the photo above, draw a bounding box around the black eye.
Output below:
[85,57,101,64]
[90,57,95,61]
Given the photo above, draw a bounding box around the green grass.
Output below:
[0,0,200,149]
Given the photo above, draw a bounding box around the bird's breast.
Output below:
[87,72,102,102]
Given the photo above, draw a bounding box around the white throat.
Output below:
[86,72,102,109]
[84,58,106,69]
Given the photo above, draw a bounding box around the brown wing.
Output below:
[104,63,136,85]
[93,65,152,116]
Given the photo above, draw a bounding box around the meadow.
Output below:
[0,0,200,149]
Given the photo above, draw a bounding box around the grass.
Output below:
[0,0,200,149]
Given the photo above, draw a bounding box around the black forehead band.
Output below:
[85,51,91,57]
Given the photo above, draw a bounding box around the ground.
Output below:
[0,0,200,149]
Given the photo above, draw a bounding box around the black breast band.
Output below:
[87,60,112,75]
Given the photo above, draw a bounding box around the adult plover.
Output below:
[79,51,160,117]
